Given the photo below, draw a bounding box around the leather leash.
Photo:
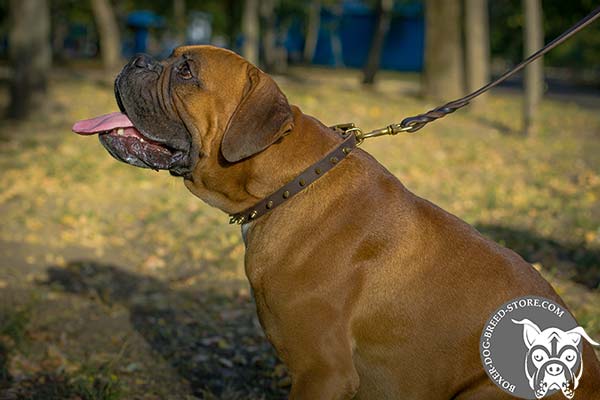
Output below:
[229,5,600,225]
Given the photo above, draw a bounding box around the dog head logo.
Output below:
[512,318,599,399]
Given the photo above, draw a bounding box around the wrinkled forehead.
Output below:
[168,45,251,95]
[170,45,248,68]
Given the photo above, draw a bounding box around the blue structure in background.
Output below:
[288,1,424,71]
[35,1,423,70]
[123,10,211,59]
[125,11,165,56]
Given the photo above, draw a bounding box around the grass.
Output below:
[0,299,123,400]
[0,303,32,349]
[0,65,598,399]
[0,303,32,385]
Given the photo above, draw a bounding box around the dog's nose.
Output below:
[545,363,564,376]
[132,54,159,71]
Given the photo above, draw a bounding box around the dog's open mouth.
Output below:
[72,112,185,170]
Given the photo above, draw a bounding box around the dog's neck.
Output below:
[185,106,340,216]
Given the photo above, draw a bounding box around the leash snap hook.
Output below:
[355,123,415,144]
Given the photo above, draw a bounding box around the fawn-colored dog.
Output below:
[73,46,600,399]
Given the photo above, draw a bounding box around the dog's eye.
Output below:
[177,62,193,80]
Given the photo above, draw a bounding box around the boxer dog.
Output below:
[72,46,600,399]
[513,319,600,399]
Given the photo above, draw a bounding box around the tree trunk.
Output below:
[422,0,464,100]
[329,5,344,67]
[52,11,69,62]
[303,0,321,64]
[464,0,490,108]
[225,0,239,48]
[523,0,543,136]
[8,0,51,120]
[90,0,121,73]
[174,0,186,44]
[260,0,277,72]
[242,0,259,65]
[362,0,393,85]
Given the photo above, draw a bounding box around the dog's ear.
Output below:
[512,319,541,349]
[565,326,600,347]
[221,66,294,162]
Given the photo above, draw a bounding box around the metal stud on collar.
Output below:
[228,128,357,224]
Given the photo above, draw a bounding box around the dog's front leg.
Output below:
[288,354,360,400]
[256,295,360,400]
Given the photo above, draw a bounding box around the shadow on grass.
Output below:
[20,226,596,398]
[468,114,517,135]
[43,261,288,400]
[476,224,600,289]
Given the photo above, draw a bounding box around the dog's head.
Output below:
[512,318,599,399]
[73,46,294,208]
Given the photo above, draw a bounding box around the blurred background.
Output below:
[0,1,599,399]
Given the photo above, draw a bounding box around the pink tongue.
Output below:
[72,112,135,135]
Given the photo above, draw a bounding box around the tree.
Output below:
[523,0,544,135]
[362,0,393,85]
[260,0,277,71]
[464,0,490,108]
[90,0,121,73]
[173,0,186,44]
[303,0,321,64]
[422,0,463,100]
[8,0,51,120]
[242,0,259,65]
[328,4,344,67]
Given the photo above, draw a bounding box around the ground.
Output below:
[0,66,599,400]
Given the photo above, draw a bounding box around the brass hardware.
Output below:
[343,127,363,143]
[343,147,351,154]
[229,215,246,225]
[283,190,290,198]
[266,200,273,209]
[299,179,306,186]
[329,122,356,133]
[354,123,414,144]
[330,157,339,164]
[330,122,414,145]
[249,210,258,219]
[315,168,322,174]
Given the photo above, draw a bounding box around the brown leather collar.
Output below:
[229,129,357,224]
